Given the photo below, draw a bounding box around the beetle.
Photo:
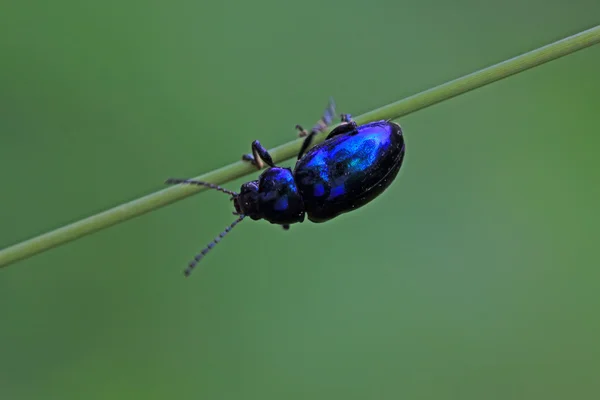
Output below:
[166,99,406,276]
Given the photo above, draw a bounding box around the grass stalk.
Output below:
[1,25,599,269]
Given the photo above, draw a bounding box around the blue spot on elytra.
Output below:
[313,184,325,197]
[330,185,345,198]
[274,196,288,211]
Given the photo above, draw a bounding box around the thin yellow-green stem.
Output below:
[1,25,599,269]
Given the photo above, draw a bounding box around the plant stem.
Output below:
[1,25,599,269]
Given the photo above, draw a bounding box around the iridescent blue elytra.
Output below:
[165,99,406,276]
[294,120,404,222]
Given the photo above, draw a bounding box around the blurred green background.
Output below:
[1,1,599,399]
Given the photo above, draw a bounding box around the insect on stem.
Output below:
[1,26,598,271]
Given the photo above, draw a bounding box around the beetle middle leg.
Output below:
[242,140,276,170]
[296,98,337,159]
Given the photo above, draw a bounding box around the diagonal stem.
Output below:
[1,25,599,269]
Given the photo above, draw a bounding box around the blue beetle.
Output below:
[166,99,405,276]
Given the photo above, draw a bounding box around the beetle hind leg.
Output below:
[341,113,353,123]
[324,113,359,140]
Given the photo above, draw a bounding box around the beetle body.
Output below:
[233,120,404,226]
[167,100,407,275]
[295,120,404,222]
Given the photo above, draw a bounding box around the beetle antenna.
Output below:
[165,178,237,196]
[184,214,246,277]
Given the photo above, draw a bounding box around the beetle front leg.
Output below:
[242,140,276,170]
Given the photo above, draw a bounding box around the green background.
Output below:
[1,1,599,399]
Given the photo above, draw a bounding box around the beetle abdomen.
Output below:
[294,121,405,223]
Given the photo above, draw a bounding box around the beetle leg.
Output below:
[295,124,309,137]
[341,113,353,123]
[297,134,316,160]
[324,113,359,140]
[297,97,336,138]
[282,224,290,231]
[242,140,276,170]
[297,98,337,159]
[241,153,258,167]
